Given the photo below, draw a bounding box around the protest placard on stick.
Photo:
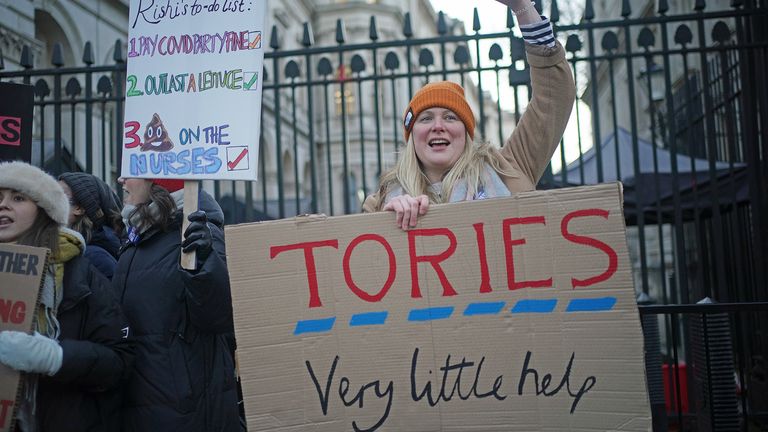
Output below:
[123,0,267,267]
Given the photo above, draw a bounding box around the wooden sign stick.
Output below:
[180,180,199,270]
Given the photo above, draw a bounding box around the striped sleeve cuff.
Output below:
[519,16,556,48]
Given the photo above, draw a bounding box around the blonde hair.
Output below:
[70,212,95,243]
[375,133,508,210]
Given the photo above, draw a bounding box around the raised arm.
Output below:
[497,0,576,184]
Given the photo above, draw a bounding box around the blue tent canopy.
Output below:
[557,127,735,184]
[554,128,748,224]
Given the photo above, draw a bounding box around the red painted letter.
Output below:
[0,399,13,428]
[270,240,339,307]
[502,216,553,290]
[473,223,492,293]
[561,209,618,288]
[10,300,25,324]
[0,299,24,324]
[408,228,458,298]
[343,234,396,302]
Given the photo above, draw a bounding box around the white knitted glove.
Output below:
[0,331,63,376]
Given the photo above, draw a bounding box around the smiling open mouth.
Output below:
[428,139,450,147]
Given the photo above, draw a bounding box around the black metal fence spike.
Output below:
[621,0,632,17]
[369,16,379,41]
[403,12,413,38]
[418,48,434,67]
[384,51,400,70]
[51,43,64,67]
[584,0,595,21]
[66,77,82,97]
[472,8,481,32]
[285,60,300,79]
[269,25,279,50]
[97,75,112,95]
[453,45,470,65]
[657,0,669,14]
[711,21,731,44]
[550,0,560,23]
[317,57,333,76]
[112,39,124,63]
[601,31,619,51]
[34,78,50,98]
[33,79,49,100]
[0,47,4,71]
[674,24,693,46]
[302,22,314,47]
[694,0,706,10]
[565,34,582,53]
[488,43,503,61]
[637,27,656,49]
[20,45,34,69]
[730,0,743,7]
[506,8,515,29]
[350,54,366,73]
[335,19,346,44]
[437,11,447,35]
[82,41,94,65]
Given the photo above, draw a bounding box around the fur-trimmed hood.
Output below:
[0,161,70,225]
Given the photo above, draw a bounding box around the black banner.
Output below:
[0,82,34,163]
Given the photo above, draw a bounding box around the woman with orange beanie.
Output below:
[363,0,576,229]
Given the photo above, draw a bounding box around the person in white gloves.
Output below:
[0,161,133,432]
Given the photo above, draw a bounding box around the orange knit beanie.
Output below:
[402,81,475,142]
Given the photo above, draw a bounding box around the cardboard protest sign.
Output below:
[0,244,49,432]
[0,82,34,163]
[121,0,267,181]
[226,183,651,431]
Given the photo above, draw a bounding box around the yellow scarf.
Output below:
[35,229,83,337]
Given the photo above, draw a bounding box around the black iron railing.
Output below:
[638,300,768,431]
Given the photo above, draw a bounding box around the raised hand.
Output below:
[493,0,540,25]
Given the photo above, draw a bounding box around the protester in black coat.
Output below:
[59,172,124,279]
[37,250,134,431]
[0,161,133,432]
[113,178,239,432]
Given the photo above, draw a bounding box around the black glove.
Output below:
[182,210,213,262]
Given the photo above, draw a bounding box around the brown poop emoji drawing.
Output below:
[140,113,174,152]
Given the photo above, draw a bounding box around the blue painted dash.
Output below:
[349,311,388,326]
[511,299,557,313]
[408,306,454,322]
[464,302,506,316]
[566,297,617,312]
[294,317,336,335]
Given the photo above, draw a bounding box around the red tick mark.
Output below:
[228,148,248,170]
